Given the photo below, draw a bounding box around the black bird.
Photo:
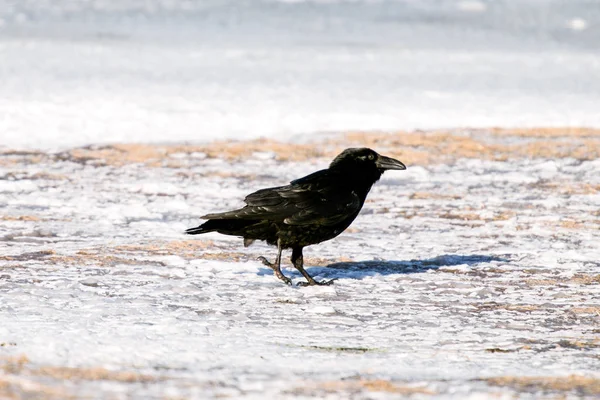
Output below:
[186,148,406,286]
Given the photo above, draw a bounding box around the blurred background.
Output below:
[1,0,599,150]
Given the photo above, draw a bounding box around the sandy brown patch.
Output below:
[566,184,600,195]
[555,339,600,350]
[0,376,71,400]
[0,215,41,222]
[1,355,156,382]
[61,144,167,166]
[438,267,506,277]
[485,347,522,353]
[49,253,163,268]
[114,239,216,257]
[525,273,600,286]
[7,128,600,169]
[308,256,354,266]
[0,354,160,400]
[558,220,590,230]
[491,211,517,221]
[0,250,55,262]
[529,180,600,196]
[570,307,600,315]
[0,380,13,400]
[176,170,258,180]
[195,252,249,262]
[484,375,600,396]
[0,355,29,374]
[475,303,540,313]
[515,224,533,231]
[189,139,326,162]
[417,209,516,223]
[345,131,492,165]
[491,127,600,138]
[54,141,327,167]
[409,192,462,200]
[0,150,46,167]
[292,378,434,396]
[525,278,561,286]
[113,240,255,263]
[344,129,600,164]
[61,240,235,266]
[119,240,353,265]
[33,366,158,383]
[85,240,350,266]
[19,172,69,181]
[14,240,358,271]
[571,274,600,285]
[2,356,158,377]
[438,212,484,221]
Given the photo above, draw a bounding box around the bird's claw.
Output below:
[297,278,337,287]
[257,256,271,267]
[257,256,291,285]
[275,273,293,286]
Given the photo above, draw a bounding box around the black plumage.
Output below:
[186,147,406,286]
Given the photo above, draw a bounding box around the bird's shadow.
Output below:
[257,254,510,281]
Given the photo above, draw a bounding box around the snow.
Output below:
[1,144,599,397]
[1,0,599,396]
[1,0,600,150]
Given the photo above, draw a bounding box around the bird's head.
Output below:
[329,148,406,190]
[330,147,406,174]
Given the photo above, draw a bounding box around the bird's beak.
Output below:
[375,154,406,170]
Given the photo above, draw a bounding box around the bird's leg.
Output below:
[257,239,291,285]
[291,247,335,287]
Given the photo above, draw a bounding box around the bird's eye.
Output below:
[368,154,375,160]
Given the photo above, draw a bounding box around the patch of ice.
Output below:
[80,277,100,287]
[135,183,180,196]
[306,306,337,315]
[156,255,186,267]
[0,181,38,193]
[457,1,487,13]
[567,18,588,31]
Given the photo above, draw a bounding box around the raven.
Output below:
[186,148,406,286]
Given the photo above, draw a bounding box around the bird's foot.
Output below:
[257,256,292,285]
[297,278,337,287]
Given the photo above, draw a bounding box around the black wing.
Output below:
[202,170,361,226]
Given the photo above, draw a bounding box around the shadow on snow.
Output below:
[257,254,510,280]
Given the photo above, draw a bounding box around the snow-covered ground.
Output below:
[1,131,599,398]
[1,0,599,397]
[1,0,600,150]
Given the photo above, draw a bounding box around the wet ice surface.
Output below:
[1,147,599,398]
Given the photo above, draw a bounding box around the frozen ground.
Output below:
[1,129,599,398]
[1,0,600,149]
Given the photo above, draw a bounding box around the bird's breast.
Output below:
[276,214,358,248]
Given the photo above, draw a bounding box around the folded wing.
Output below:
[202,171,361,226]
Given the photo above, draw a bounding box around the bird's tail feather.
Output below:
[185,219,257,235]
[185,226,209,235]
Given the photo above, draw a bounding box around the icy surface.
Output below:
[1,0,600,150]
[1,145,599,398]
